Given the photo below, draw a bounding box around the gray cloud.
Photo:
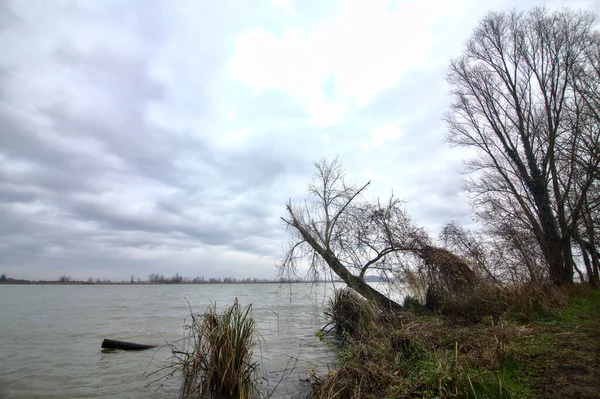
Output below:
[1,0,597,281]
[0,1,311,280]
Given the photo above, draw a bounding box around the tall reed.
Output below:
[180,299,259,399]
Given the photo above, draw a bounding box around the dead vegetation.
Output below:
[310,284,598,399]
[323,288,378,342]
[171,299,260,399]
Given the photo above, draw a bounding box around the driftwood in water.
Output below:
[101,338,157,351]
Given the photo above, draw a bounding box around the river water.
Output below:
[0,282,363,399]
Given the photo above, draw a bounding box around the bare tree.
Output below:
[569,34,600,285]
[440,222,502,283]
[279,159,430,310]
[446,8,600,285]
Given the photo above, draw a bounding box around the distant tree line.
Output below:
[146,273,299,284]
[0,273,305,285]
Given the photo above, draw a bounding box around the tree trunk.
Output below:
[589,243,600,286]
[344,269,403,311]
[289,215,403,311]
[580,239,600,287]
[580,244,597,288]
[583,202,599,285]
[101,339,156,351]
[540,237,572,286]
[316,238,403,311]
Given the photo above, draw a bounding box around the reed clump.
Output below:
[324,287,378,342]
[179,299,259,399]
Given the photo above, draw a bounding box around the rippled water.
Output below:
[0,283,348,399]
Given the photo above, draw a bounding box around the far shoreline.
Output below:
[0,279,345,286]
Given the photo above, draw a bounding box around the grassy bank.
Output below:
[311,286,600,399]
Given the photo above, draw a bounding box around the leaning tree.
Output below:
[279,159,475,310]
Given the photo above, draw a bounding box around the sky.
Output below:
[1,0,598,281]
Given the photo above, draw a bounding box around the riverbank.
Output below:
[311,285,600,398]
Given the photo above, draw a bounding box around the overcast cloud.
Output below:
[1,0,598,281]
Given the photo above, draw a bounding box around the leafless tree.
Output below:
[440,222,499,283]
[446,8,600,285]
[569,34,600,285]
[279,159,430,310]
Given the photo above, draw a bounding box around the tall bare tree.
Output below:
[446,8,600,285]
[569,31,600,285]
[279,159,430,310]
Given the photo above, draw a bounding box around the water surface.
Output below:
[0,283,344,398]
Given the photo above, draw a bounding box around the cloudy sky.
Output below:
[1,0,598,281]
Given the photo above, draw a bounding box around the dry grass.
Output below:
[312,310,529,398]
[310,283,587,399]
[324,288,379,342]
[178,299,259,399]
[439,282,569,323]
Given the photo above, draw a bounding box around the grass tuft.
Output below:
[324,288,378,342]
[179,298,259,399]
[402,294,424,311]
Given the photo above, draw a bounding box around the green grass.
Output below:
[503,287,600,399]
[460,287,600,399]
[311,285,600,399]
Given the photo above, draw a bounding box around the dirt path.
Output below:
[520,294,600,399]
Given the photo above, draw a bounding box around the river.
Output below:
[0,282,362,398]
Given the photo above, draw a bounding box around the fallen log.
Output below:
[101,338,157,351]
